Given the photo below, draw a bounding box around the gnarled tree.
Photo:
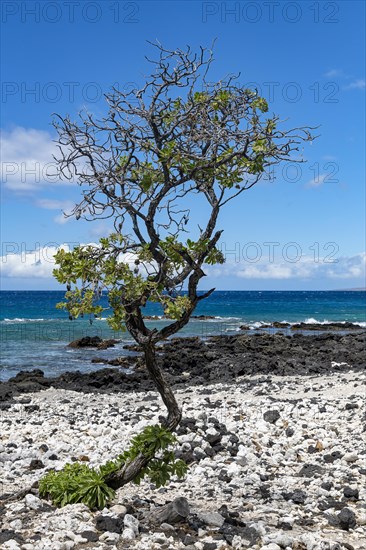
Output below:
[53,43,314,491]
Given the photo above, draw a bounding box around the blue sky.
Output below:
[1,0,365,290]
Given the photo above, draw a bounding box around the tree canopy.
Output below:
[50,43,315,495]
[53,43,314,344]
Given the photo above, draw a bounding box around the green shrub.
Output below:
[39,424,188,509]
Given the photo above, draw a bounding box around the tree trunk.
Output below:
[143,343,182,431]
[105,342,182,490]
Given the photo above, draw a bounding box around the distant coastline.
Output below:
[334,287,366,291]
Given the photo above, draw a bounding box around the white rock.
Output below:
[160,522,176,531]
[99,531,120,543]
[2,541,21,550]
[9,519,22,530]
[279,515,295,527]
[260,545,282,550]
[121,527,136,540]
[298,533,318,549]
[197,511,225,527]
[123,513,139,535]
[109,504,127,516]
[263,533,293,548]
[227,462,242,475]
[344,452,358,463]
[25,493,43,510]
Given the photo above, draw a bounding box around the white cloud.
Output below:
[324,69,344,78]
[0,244,71,278]
[323,70,365,91]
[0,243,140,279]
[207,253,366,281]
[36,198,75,224]
[1,243,364,284]
[344,79,366,90]
[36,199,74,211]
[0,127,74,193]
[306,174,328,187]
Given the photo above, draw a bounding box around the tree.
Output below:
[52,43,314,494]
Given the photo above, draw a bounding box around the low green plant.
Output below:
[38,462,115,509]
[39,424,188,509]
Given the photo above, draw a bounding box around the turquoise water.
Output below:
[1,290,365,380]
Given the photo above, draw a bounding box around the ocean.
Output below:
[1,290,365,381]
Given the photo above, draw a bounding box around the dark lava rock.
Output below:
[206,432,222,446]
[1,331,365,401]
[219,524,260,547]
[324,451,343,463]
[28,459,44,470]
[283,489,307,504]
[278,520,293,530]
[0,530,25,544]
[95,515,124,533]
[298,463,325,477]
[259,484,271,500]
[218,505,244,527]
[24,404,40,413]
[343,487,359,500]
[183,534,196,546]
[286,427,295,437]
[318,498,345,511]
[68,336,103,348]
[345,402,359,410]
[292,322,363,331]
[80,530,99,542]
[263,410,280,424]
[337,507,357,530]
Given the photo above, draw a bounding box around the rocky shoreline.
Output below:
[1,330,365,403]
[0,331,365,549]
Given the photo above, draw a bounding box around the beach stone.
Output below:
[79,531,99,542]
[99,531,120,543]
[28,458,44,470]
[283,489,307,504]
[9,520,22,530]
[324,451,343,463]
[2,541,21,550]
[148,497,190,525]
[123,514,139,535]
[263,532,293,548]
[337,508,357,530]
[344,453,358,463]
[263,410,280,424]
[95,514,123,533]
[24,493,43,510]
[343,486,359,499]
[160,523,175,531]
[198,511,225,528]
[110,504,127,516]
[183,534,196,545]
[298,463,325,477]
[122,527,137,541]
[0,532,23,546]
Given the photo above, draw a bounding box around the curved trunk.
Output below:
[143,344,182,430]
[105,342,182,490]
